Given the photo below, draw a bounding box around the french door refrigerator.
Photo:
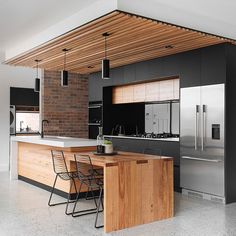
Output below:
[180,84,225,201]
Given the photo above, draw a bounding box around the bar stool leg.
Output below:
[65,178,77,215]
[72,183,101,217]
[95,188,104,228]
[48,174,68,206]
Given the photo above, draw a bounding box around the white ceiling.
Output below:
[2,0,236,57]
[0,0,99,50]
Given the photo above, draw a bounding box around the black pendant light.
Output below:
[61,48,69,87]
[34,59,41,92]
[102,32,110,79]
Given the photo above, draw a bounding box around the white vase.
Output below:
[104,144,113,154]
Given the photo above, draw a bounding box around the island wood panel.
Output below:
[104,158,173,232]
[18,142,96,194]
[5,10,234,74]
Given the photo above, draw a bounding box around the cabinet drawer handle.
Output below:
[137,160,148,164]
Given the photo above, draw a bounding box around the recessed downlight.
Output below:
[165,45,174,49]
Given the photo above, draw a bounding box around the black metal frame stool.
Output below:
[48,150,78,215]
[72,154,104,228]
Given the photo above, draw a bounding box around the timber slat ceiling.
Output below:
[5,10,236,74]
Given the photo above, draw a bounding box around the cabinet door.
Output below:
[145,81,160,102]
[112,87,123,104]
[133,84,145,102]
[173,79,180,99]
[122,85,134,103]
[159,80,174,101]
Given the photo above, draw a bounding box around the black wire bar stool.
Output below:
[48,150,78,215]
[72,154,104,228]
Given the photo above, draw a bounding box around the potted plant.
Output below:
[103,139,113,154]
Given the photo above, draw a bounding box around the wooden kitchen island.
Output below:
[10,136,174,233]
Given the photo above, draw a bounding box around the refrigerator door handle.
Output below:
[181,156,222,163]
[195,105,200,150]
[201,104,206,151]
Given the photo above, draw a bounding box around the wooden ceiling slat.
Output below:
[5,10,235,74]
[58,36,222,72]
[28,17,163,68]
[40,27,186,70]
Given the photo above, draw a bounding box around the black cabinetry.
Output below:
[10,87,39,107]
[88,101,102,139]
[89,43,228,101]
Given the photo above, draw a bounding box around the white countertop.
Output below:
[11,135,97,148]
[104,135,179,142]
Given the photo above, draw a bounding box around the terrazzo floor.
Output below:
[0,172,236,236]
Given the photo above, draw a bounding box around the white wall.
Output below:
[5,0,117,60]
[0,51,35,171]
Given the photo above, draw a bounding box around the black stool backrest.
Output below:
[51,150,69,174]
[74,154,95,182]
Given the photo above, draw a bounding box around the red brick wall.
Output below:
[41,70,88,138]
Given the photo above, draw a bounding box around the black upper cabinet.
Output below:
[124,64,135,83]
[201,44,226,85]
[135,62,150,82]
[148,57,163,79]
[179,50,201,88]
[110,67,124,85]
[89,72,102,101]
[89,43,229,101]
[10,87,39,106]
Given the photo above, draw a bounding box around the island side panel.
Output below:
[17,142,96,194]
[104,158,174,233]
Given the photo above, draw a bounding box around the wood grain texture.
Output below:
[18,142,174,232]
[104,158,174,232]
[113,78,179,104]
[18,142,96,193]
[5,11,234,74]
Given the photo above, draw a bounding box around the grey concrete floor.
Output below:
[0,172,236,236]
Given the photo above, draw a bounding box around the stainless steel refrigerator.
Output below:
[180,84,225,201]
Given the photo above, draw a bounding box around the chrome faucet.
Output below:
[41,119,49,138]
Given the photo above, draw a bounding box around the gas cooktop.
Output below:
[129,133,179,139]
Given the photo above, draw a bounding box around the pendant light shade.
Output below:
[102,59,110,79]
[35,78,40,92]
[102,32,110,79]
[61,70,68,86]
[61,48,69,87]
[34,59,41,92]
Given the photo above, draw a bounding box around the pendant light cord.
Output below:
[64,50,67,71]
[36,60,38,78]
[35,59,41,78]
[104,35,107,59]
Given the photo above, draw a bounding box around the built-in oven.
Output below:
[88,101,102,139]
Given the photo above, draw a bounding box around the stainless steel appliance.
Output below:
[10,105,16,135]
[180,84,225,201]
